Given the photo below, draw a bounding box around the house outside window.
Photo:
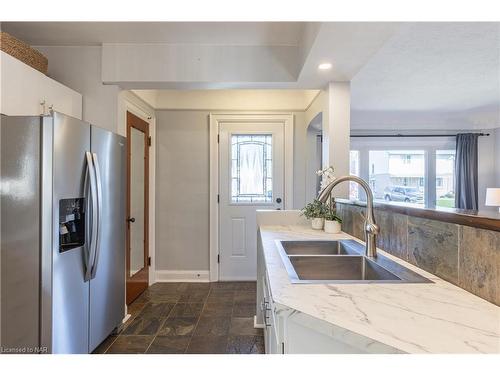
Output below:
[436,150,456,208]
[349,150,360,200]
[349,140,456,208]
[368,150,425,206]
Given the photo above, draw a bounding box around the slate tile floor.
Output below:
[93,282,264,354]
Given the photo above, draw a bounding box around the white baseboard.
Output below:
[155,270,210,283]
[219,276,257,281]
[122,314,131,324]
[254,315,264,329]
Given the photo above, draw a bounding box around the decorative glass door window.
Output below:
[231,134,273,203]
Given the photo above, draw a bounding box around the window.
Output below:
[351,137,457,208]
[231,134,273,203]
[402,154,412,164]
[436,150,456,208]
[369,150,425,206]
[349,150,360,200]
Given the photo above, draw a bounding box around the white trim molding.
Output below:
[254,316,265,329]
[118,90,157,286]
[209,112,294,282]
[122,314,132,325]
[155,270,210,283]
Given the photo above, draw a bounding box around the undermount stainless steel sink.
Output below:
[289,255,401,281]
[276,240,432,284]
[280,240,355,256]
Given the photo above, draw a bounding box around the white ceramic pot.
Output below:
[311,217,324,230]
[324,220,341,234]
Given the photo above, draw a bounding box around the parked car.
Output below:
[384,186,424,203]
[440,191,455,199]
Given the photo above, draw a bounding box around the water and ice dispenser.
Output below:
[59,198,85,252]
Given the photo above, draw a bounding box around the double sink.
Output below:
[276,240,432,284]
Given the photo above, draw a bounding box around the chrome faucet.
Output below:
[317,175,379,257]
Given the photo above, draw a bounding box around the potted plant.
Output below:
[324,200,342,234]
[301,199,327,230]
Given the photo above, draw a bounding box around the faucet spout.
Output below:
[318,175,379,257]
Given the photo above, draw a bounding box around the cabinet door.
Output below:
[262,275,281,354]
[268,318,279,353]
[0,51,82,119]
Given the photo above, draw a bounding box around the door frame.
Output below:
[126,111,150,304]
[209,112,294,282]
[119,92,156,287]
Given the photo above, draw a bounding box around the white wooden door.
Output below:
[219,122,284,280]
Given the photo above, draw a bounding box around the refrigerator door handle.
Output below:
[84,158,91,275]
[85,151,98,282]
[90,152,103,279]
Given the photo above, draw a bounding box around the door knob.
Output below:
[276,198,282,203]
[128,217,136,223]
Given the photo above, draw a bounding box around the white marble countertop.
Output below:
[259,224,500,354]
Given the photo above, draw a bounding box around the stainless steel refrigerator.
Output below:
[1,112,126,354]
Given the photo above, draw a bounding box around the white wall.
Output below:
[304,90,328,165]
[34,46,119,133]
[304,113,322,204]
[102,44,301,88]
[351,106,500,132]
[302,91,327,204]
[155,110,210,272]
[135,89,319,111]
[292,111,307,209]
[324,82,351,197]
[478,133,497,211]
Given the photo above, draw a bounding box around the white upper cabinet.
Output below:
[0,51,82,119]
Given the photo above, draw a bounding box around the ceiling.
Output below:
[1,22,305,46]
[351,22,500,113]
[2,22,499,116]
[1,21,401,88]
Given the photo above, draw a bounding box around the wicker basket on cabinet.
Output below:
[0,31,48,74]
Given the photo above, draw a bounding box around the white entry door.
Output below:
[219,122,285,280]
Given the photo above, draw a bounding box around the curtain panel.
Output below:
[454,133,479,210]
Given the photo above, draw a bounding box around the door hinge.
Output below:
[148,256,151,266]
[217,194,220,203]
[217,134,220,143]
[217,254,220,263]
[282,342,285,354]
[148,136,152,147]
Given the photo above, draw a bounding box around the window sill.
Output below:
[335,198,500,232]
